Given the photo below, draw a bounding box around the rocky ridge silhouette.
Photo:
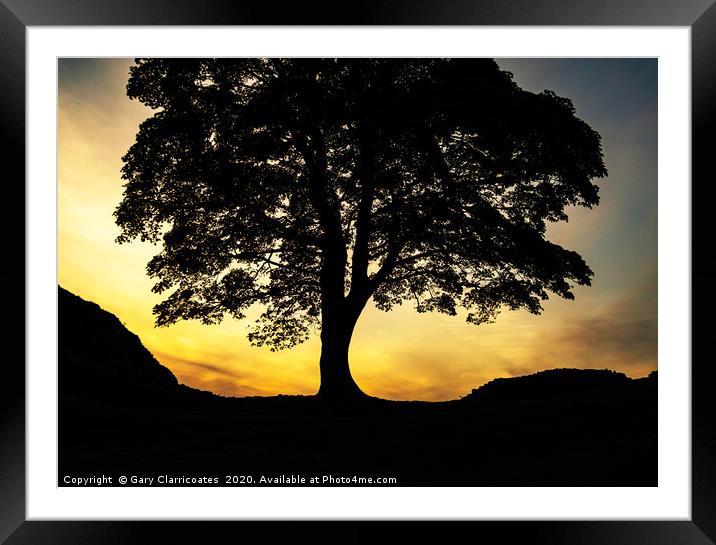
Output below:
[59,286,217,407]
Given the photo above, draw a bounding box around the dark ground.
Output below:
[58,286,657,487]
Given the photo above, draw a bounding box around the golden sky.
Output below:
[58,58,658,401]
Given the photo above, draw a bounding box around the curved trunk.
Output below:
[316,307,367,401]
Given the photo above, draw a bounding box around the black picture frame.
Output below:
[1,1,713,543]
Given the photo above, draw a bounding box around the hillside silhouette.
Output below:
[463,367,655,402]
[59,287,656,486]
[60,287,217,408]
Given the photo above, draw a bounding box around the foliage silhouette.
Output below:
[116,58,607,400]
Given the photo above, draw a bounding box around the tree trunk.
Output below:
[316,308,368,401]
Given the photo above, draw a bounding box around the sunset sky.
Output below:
[58,58,657,401]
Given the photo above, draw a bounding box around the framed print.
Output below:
[2,1,714,544]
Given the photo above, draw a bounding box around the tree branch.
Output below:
[291,129,345,246]
[231,249,320,278]
[291,127,348,304]
[350,126,376,299]
[370,239,406,292]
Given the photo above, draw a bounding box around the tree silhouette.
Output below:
[116,58,607,400]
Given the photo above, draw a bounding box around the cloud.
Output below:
[153,351,267,397]
[152,348,318,398]
[524,264,657,376]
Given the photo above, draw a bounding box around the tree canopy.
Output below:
[116,58,606,397]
